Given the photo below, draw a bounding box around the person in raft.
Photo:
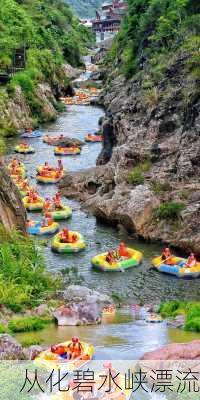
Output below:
[10,158,20,168]
[105,251,115,264]
[43,197,52,212]
[25,127,33,134]
[59,228,77,243]
[53,191,62,209]
[41,212,53,228]
[51,337,83,360]
[27,188,39,203]
[117,242,130,258]
[161,247,173,264]
[57,159,63,170]
[185,253,197,268]
[20,142,28,148]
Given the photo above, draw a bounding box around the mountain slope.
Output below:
[66,0,102,18]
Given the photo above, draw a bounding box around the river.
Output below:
[6,59,200,358]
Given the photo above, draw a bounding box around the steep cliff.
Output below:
[60,1,200,254]
[0,165,26,233]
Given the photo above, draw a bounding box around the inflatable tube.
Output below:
[21,130,42,138]
[48,205,72,221]
[92,248,143,272]
[27,222,59,236]
[152,256,200,279]
[37,165,61,174]
[35,340,94,371]
[15,145,35,154]
[54,146,80,156]
[52,231,86,253]
[85,134,102,142]
[36,173,63,184]
[23,196,44,211]
[146,314,163,323]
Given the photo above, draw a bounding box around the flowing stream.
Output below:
[6,59,200,358]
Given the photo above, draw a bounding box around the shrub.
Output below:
[151,182,170,195]
[128,160,151,185]
[185,318,200,332]
[8,316,52,333]
[128,167,144,185]
[0,225,62,311]
[159,301,185,317]
[144,87,160,106]
[154,201,185,220]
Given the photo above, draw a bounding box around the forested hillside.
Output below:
[107,0,199,80]
[66,0,102,18]
[0,0,93,140]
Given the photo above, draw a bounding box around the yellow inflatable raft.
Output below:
[15,145,35,154]
[146,314,163,323]
[92,248,143,272]
[54,146,80,156]
[48,205,72,221]
[23,196,44,211]
[36,173,63,184]
[152,255,200,279]
[27,221,59,236]
[35,340,94,371]
[51,231,86,253]
[85,134,102,142]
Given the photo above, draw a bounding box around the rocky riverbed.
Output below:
[60,52,200,255]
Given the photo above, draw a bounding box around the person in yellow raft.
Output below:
[161,247,173,264]
[185,253,197,268]
[106,242,130,264]
[51,337,83,360]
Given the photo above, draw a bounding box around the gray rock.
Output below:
[25,345,45,360]
[0,334,25,360]
[54,286,112,326]
[167,315,185,329]
[0,165,26,233]
[62,285,112,306]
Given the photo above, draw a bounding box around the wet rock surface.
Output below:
[0,165,26,232]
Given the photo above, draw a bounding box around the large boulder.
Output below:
[54,286,112,326]
[46,136,85,148]
[0,334,25,360]
[62,285,112,306]
[141,340,200,361]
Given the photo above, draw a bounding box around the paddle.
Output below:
[156,256,172,267]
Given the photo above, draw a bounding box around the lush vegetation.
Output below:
[107,0,200,79]
[0,0,93,139]
[0,226,61,312]
[154,201,185,220]
[8,316,52,333]
[159,301,200,332]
